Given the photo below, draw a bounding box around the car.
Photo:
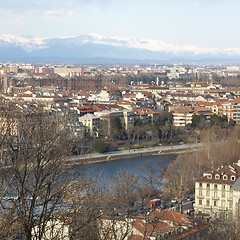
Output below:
[168,203,173,208]
[161,204,168,209]
[171,198,178,204]
[185,196,193,201]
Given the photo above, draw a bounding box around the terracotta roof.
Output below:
[195,163,240,184]
[227,98,240,103]
[151,210,191,226]
[100,210,205,239]
[173,224,209,240]
[193,106,212,113]
[169,106,193,113]
[132,219,175,237]
[228,87,240,91]
[134,108,158,116]
[92,104,124,111]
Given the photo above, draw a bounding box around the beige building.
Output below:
[32,219,69,240]
[195,161,240,218]
[79,110,135,138]
[53,67,84,77]
[133,108,160,125]
[95,110,125,137]
[122,110,135,130]
[79,114,100,137]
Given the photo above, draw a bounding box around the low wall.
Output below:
[64,147,195,165]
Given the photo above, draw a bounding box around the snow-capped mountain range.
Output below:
[0,33,240,63]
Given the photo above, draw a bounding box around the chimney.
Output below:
[237,160,240,167]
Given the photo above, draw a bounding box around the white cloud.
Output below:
[162,7,181,12]
[44,9,74,21]
[93,6,104,12]
[0,13,27,26]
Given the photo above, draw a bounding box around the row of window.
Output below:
[198,199,233,208]
[199,189,232,198]
[199,183,228,190]
[206,174,236,181]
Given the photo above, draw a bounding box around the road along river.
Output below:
[66,143,200,165]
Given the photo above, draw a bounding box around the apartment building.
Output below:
[195,161,240,218]
[197,101,223,116]
[169,106,194,127]
[78,114,100,137]
[194,106,213,121]
[169,106,212,127]
[95,110,125,137]
[35,66,54,75]
[122,110,135,130]
[53,67,84,77]
[222,98,240,123]
[133,108,160,125]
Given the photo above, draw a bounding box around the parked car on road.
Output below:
[185,196,193,201]
[171,198,178,204]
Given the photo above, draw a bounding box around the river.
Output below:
[72,153,177,189]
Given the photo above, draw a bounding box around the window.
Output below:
[222,191,225,198]
[207,200,210,206]
[207,183,210,189]
[214,184,218,190]
[223,175,228,180]
[214,191,218,198]
[199,190,202,197]
[199,183,202,188]
[214,201,217,207]
[207,174,212,179]
[222,185,226,191]
[199,200,202,205]
[207,190,210,197]
[215,174,220,179]
[231,176,236,181]
[222,201,225,208]
[230,202,233,208]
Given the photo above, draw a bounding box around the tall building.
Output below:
[222,98,240,124]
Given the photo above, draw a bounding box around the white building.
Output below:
[32,219,69,240]
[195,160,240,218]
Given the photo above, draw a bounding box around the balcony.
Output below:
[203,205,212,209]
[218,207,228,211]
[197,196,204,199]
[212,197,219,200]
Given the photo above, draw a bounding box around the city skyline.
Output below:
[1,0,240,52]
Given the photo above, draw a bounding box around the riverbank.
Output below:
[65,143,200,165]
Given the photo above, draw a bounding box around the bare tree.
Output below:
[0,111,74,240]
[138,161,165,201]
[111,170,139,214]
[65,172,106,240]
[205,217,238,240]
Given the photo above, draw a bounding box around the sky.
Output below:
[1,0,240,50]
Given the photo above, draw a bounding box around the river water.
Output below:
[72,153,177,189]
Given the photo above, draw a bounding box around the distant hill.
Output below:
[0,33,240,64]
